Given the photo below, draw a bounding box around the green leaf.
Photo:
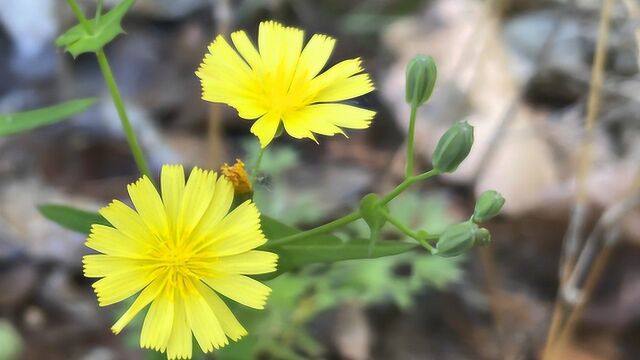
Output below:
[260,216,416,278]
[56,0,135,57]
[38,204,109,234]
[0,98,97,136]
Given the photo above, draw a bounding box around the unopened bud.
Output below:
[474,228,491,246]
[473,190,505,223]
[405,55,438,108]
[432,121,474,173]
[436,222,477,257]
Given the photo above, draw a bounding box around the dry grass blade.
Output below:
[541,0,614,358]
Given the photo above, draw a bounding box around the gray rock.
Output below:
[502,9,585,82]
[0,0,58,79]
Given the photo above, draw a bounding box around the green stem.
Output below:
[265,169,440,248]
[66,0,93,33]
[96,49,153,180]
[251,145,266,184]
[381,211,435,252]
[380,168,440,205]
[405,105,418,178]
[95,0,104,24]
[264,210,361,249]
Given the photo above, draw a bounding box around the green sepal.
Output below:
[405,55,438,108]
[432,120,474,173]
[435,222,477,258]
[56,0,136,57]
[474,227,491,246]
[472,190,505,223]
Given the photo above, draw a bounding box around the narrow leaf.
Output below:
[39,204,109,234]
[260,216,416,278]
[0,98,97,136]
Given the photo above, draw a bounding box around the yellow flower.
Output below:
[83,165,277,360]
[196,20,376,148]
[221,159,252,194]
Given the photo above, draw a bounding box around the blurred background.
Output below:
[1,0,640,359]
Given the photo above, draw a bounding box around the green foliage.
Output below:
[56,0,135,57]
[0,98,96,136]
[0,320,22,360]
[235,143,465,359]
[358,193,388,252]
[261,216,416,279]
[38,204,109,233]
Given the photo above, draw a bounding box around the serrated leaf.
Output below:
[39,204,109,234]
[56,0,135,57]
[260,216,416,278]
[0,98,96,136]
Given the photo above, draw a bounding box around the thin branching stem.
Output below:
[405,105,418,178]
[95,50,153,181]
[543,1,614,356]
[65,0,153,181]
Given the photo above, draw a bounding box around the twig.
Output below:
[549,195,640,359]
[207,0,232,168]
[541,0,613,357]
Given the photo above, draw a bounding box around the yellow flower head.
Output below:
[196,20,376,148]
[83,165,277,360]
[221,159,252,194]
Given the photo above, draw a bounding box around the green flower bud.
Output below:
[432,121,474,173]
[405,55,438,108]
[474,228,491,246]
[436,222,478,257]
[473,190,505,223]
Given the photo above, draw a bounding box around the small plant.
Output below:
[0,1,505,359]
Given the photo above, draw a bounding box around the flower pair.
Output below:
[84,20,376,360]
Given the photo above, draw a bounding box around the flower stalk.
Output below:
[66,0,153,181]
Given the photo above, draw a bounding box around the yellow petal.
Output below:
[86,224,150,257]
[128,176,169,238]
[250,112,281,148]
[313,73,374,103]
[166,300,192,360]
[258,21,283,70]
[213,250,278,275]
[161,164,185,234]
[99,200,154,247]
[308,58,364,95]
[195,281,247,341]
[188,175,234,248]
[293,34,335,84]
[196,35,266,119]
[183,280,228,352]
[204,274,271,309]
[92,267,158,306]
[140,289,175,352]
[111,277,166,334]
[202,201,266,257]
[177,167,217,241]
[83,254,153,278]
[230,30,262,70]
[286,103,375,137]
